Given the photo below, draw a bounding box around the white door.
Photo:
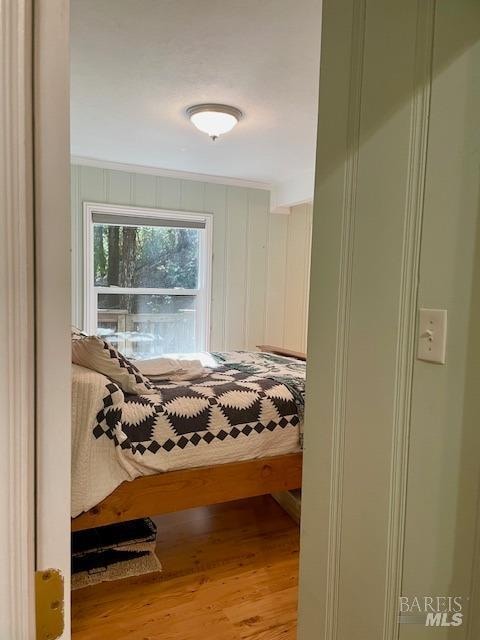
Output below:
[34,0,72,638]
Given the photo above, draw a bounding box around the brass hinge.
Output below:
[35,569,64,640]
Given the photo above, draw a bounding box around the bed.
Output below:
[71,348,306,531]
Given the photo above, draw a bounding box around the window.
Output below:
[84,203,212,358]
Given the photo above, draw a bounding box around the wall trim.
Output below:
[71,155,272,192]
[0,0,36,637]
[382,2,436,638]
[324,0,366,637]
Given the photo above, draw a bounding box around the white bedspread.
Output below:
[72,365,133,517]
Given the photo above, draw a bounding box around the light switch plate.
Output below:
[417,308,447,364]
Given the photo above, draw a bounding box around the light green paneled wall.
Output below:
[299,1,480,638]
[71,164,312,352]
[284,203,313,352]
[400,3,480,638]
[265,203,313,353]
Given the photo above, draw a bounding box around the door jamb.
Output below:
[0,0,36,637]
[33,0,71,638]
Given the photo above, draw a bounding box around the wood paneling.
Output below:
[246,190,269,349]
[72,496,299,640]
[284,203,313,352]
[72,453,303,532]
[205,183,228,349]
[71,164,311,352]
[265,213,288,347]
[264,204,313,353]
[224,186,249,349]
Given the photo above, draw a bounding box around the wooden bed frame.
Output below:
[72,452,302,531]
[72,346,305,532]
[256,344,307,361]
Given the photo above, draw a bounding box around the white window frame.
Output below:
[83,202,213,352]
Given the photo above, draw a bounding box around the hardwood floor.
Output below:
[71,496,300,640]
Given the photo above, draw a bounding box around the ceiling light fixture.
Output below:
[186,103,243,141]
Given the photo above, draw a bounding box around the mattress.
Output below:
[72,351,305,517]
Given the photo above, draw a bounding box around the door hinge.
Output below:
[35,569,64,640]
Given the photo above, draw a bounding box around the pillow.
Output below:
[71,326,87,340]
[71,336,155,395]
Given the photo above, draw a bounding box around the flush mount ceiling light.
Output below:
[186,103,243,141]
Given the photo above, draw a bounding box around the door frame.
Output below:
[34,0,72,638]
[0,1,36,637]
[2,0,72,637]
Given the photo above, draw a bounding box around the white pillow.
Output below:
[71,336,155,395]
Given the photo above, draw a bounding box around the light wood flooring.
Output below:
[71,495,300,640]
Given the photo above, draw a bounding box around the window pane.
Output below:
[93,223,200,289]
[97,293,197,357]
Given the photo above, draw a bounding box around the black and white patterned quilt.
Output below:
[93,363,302,457]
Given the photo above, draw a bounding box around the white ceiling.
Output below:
[71,0,322,201]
